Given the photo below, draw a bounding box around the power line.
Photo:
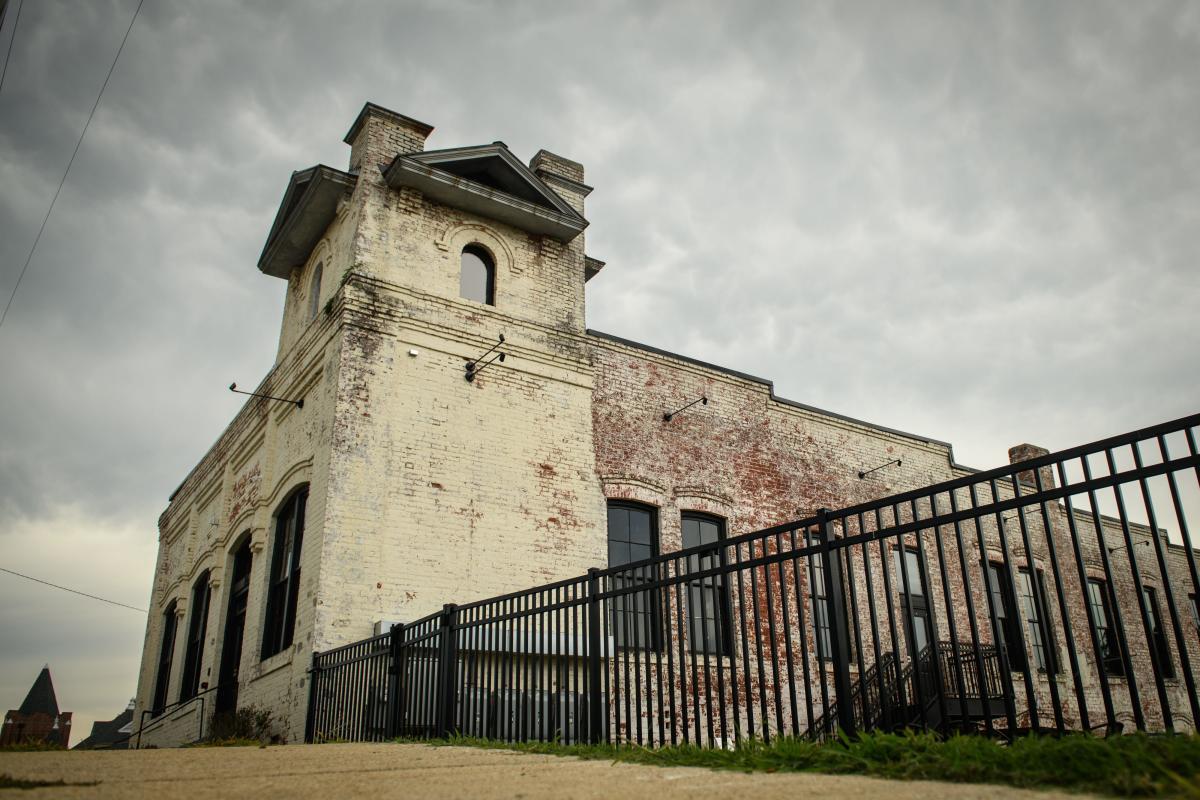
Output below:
[0,0,21,95]
[0,0,144,331]
[0,566,147,613]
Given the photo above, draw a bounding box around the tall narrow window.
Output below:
[179,571,212,702]
[1189,594,1200,639]
[682,513,731,656]
[893,548,931,657]
[1143,587,1175,679]
[307,262,323,321]
[807,533,832,661]
[151,601,179,714]
[606,502,659,650]
[262,486,308,659]
[1086,579,1124,677]
[459,246,495,305]
[1016,567,1058,673]
[986,562,1027,672]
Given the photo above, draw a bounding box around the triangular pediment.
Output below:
[383,144,588,242]
[408,145,581,218]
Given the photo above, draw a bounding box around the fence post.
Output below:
[818,508,857,737]
[304,650,320,744]
[387,623,405,739]
[436,604,459,738]
[586,567,603,744]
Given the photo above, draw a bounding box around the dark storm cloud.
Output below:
[1,0,1197,741]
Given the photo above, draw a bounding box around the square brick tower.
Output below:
[133,104,609,743]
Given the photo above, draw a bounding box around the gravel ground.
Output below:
[0,742,1096,799]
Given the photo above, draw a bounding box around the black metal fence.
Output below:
[306,412,1200,745]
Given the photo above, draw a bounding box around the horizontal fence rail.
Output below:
[306,412,1200,745]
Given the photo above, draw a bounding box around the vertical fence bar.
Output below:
[774,529,799,738]
[1032,466,1090,732]
[789,527,816,737]
[305,651,320,743]
[388,623,404,738]
[819,509,856,737]
[436,604,458,737]
[587,568,602,744]
[1105,447,1171,730]
[1080,453,1143,730]
[1133,441,1200,728]
[948,486,995,737]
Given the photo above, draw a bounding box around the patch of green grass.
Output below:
[0,742,64,753]
[407,730,1200,798]
[0,773,98,790]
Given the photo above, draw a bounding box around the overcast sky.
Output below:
[1,0,1197,744]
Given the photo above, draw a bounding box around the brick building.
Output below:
[2,666,72,748]
[132,103,1199,746]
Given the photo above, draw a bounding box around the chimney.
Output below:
[1008,443,1055,491]
[344,102,434,174]
[529,149,590,217]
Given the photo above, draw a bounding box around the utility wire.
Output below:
[0,0,20,96]
[0,0,144,330]
[0,566,147,613]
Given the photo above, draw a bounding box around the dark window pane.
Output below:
[152,603,178,714]
[460,248,494,305]
[681,517,699,546]
[608,540,629,566]
[808,535,832,661]
[179,572,211,702]
[987,562,1027,672]
[607,507,627,540]
[628,511,652,545]
[1143,587,1175,679]
[262,487,307,659]
[894,549,925,596]
[1087,579,1124,677]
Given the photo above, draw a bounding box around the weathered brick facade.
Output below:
[133,103,1198,746]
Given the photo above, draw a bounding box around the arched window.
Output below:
[606,501,660,650]
[307,262,324,321]
[179,571,211,702]
[459,246,494,305]
[262,486,308,659]
[151,601,178,715]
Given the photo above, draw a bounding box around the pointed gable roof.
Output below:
[19,666,59,717]
[382,144,587,242]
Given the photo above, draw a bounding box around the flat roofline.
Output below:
[586,328,976,471]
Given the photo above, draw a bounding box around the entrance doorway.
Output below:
[215,538,252,715]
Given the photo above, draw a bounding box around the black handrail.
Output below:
[134,684,219,749]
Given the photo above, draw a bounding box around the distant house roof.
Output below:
[73,703,133,750]
[18,667,59,717]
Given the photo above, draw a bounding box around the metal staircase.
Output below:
[808,641,1013,740]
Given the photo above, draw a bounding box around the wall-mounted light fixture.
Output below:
[465,334,506,382]
[858,459,901,480]
[1107,540,1151,556]
[663,395,707,422]
[229,383,303,409]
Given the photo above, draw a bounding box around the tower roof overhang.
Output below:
[381,144,588,243]
[257,165,357,278]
